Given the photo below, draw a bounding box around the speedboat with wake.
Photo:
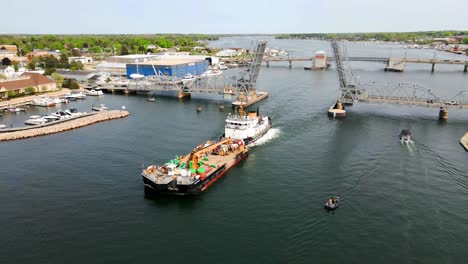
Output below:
[400,129,411,143]
[324,195,340,211]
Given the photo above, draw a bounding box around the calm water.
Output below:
[1,37,467,264]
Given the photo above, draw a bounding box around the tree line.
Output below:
[0,34,219,56]
[276,31,468,44]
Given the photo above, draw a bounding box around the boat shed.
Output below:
[126,59,208,79]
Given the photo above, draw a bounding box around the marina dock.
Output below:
[0,89,72,108]
[460,132,468,151]
[0,110,129,141]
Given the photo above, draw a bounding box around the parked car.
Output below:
[445,100,459,105]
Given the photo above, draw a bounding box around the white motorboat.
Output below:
[52,98,62,105]
[130,73,145,79]
[181,73,195,83]
[224,106,271,146]
[29,115,41,119]
[200,69,223,78]
[52,110,72,120]
[43,114,59,122]
[31,96,56,107]
[85,89,104,96]
[0,124,7,129]
[147,97,156,102]
[73,91,87,99]
[64,93,79,101]
[92,104,108,111]
[218,63,228,70]
[24,116,48,125]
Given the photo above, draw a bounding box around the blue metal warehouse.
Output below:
[126,59,208,79]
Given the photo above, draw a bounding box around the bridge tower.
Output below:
[328,40,363,117]
[233,41,267,95]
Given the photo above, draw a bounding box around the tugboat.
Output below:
[400,129,411,143]
[324,195,340,211]
[142,138,248,195]
[224,105,271,146]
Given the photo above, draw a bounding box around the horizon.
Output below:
[3,0,468,34]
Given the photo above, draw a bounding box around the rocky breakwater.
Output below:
[0,110,129,142]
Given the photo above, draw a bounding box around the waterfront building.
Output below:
[0,72,57,98]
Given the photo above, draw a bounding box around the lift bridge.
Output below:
[127,41,267,103]
[330,40,468,119]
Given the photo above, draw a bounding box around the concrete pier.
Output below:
[460,132,468,151]
[438,107,449,120]
[232,92,269,108]
[327,102,346,117]
[0,110,129,142]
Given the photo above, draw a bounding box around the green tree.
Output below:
[70,60,83,71]
[0,74,6,79]
[69,80,80,90]
[51,72,64,88]
[59,52,70,68]
[25,87,36,94]
[44,68,57,75]
[462,38,468,44]
[120,45,129,55]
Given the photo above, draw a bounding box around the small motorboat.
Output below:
[400,129,411,143]
[0,124,7,129]
[85,89,104,96]
[196,106,202,112]
[92,104,108,111]
[324,195,340,211]
[218,104,225,111]
[29,115,41,119]
[147,97,156,102]
[24,116,48,125]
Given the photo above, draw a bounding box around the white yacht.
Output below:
[31,96,56,107]
[85,89,104,96]
[24,116,48,125]
[0,124,7,129]
[224,107,271,146]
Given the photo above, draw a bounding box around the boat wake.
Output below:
[249,128,281,147]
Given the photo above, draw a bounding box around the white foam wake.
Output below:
[248,128,281,147]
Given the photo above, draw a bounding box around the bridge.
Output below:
[263,56,468,72]
[327,40,468,120]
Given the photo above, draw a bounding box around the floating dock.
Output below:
[0,110,129,141]
[460,132,468,152]
[232,92,269,108]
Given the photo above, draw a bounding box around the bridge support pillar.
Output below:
[289,61,292,69]
[327,101,346,118]
[431,63,435,72]
[266,61,270,67]
[464,65,467,73]
[178,92,191,99]
[439,107,448,120]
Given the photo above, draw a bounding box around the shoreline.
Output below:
[0,89,72,108]
[0,110,129,141]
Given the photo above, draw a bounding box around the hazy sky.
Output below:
[3,0,468,34]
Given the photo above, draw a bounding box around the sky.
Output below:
[3,0,468,34]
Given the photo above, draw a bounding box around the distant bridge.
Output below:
[261,56,468,72]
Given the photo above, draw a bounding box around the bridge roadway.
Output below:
[359,96,468,109]
[263,56,468,65]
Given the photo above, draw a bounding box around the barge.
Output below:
[142,138,248,195]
